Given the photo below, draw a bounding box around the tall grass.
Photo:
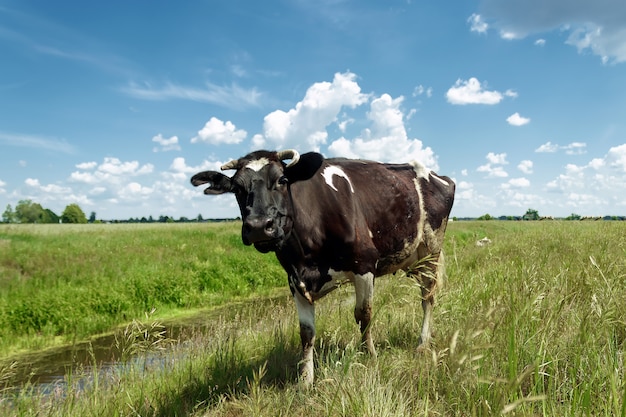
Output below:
[0,223,285,356]
[1,220,624,416]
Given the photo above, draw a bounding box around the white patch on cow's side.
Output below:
[245,158,270,172]
[367,228,373,239]
[322,165,355,193]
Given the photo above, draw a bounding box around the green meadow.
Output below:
[0,221,625,416]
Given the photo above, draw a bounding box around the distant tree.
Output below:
[88,211,97,223]
[522,208,539,221]
[148,215,154,223]
[477,213,493,220]
[197,213,204,222]
[2,204,17,223]
[43,208,60,223]
[565,213,581,221]
[61,203,88,224]
[15,199,46,223]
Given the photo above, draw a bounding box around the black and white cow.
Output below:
[191,150,455,385]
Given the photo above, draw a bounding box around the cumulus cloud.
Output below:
[535,141,559,153]
[76,161,97,170]
[468,13,489,34]
[477,152,509,178]
[152,134,181,152]
[502,177,530,189]
[476,0,626,63]
[446,78,505,105]
[506,112,531,126]
[607,143,626,170]
[563,142,587,155]
[328,93,438,168]
[191,117,247,145]
[545,144,626,213]
[257,71,369,150]
[536,141,587,154]
[70,157,154,184]
[518,160,533,174]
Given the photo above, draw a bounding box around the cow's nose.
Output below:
[243,216,275,243]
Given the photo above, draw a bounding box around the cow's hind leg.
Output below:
[293,290,316,386]
[412,251,445,348]
[354,272,377,358]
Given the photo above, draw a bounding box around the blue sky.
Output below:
[1,0,625,220]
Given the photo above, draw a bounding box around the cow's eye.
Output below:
[277,176,289,187]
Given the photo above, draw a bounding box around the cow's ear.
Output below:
[190,171,233,195]
[284,152,324,183]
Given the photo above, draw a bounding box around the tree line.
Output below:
[1,200,236,224]
[2,200,89,224]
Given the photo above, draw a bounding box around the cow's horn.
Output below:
[277,149,300,168]
[220,159,239,171]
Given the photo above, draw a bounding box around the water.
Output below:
[0,293,292,396]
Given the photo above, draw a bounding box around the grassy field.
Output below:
[1,221,625,416]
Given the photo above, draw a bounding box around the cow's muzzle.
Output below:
[242,216,280,249]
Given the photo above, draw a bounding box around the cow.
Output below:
[191,149,455,385]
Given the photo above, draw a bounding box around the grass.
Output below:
[0,220,625,416]
[0,222,285,356]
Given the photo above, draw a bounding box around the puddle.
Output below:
[0,293,292,396]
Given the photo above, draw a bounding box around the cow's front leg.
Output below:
[354,272,377,358]
[293,289,315,385]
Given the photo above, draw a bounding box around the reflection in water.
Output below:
[0,294,291,396]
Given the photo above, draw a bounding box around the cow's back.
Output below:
[287,158,454,276]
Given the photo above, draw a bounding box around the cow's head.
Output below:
[191,150,323,253]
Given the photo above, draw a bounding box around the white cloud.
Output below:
[486,152,508,165]
[446,78,504,105]
[507,112,531,126]
[413,85,433,98]
[76,161,97,170]
[535,39,546,46]
[118,182,153,200]
[477,152,508,178]
[70,157,154,184]
[122,81,262,108]
[328,93,438,168]
[468,14,488,34]
[477,0,626,63]
[258,71,369,150]
[544,144,626,214]
[563,142,587,155]
[518,160,533,174]
[477,164,508,178]
[535,141,559,153]
[607,143,626,171]
[502,177,530,189]
[191,117,247,145]
[0,131,76,154]
[152,134,181,152]
[536,141,587,154]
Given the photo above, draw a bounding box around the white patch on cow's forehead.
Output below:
[245,158,270,172]
[322,165,355,193]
